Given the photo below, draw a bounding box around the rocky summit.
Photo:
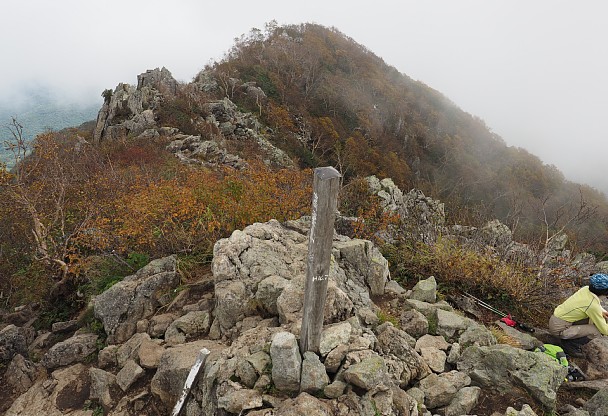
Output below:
[3,177,608,415]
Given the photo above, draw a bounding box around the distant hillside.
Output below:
[0,90,99,165]
[204,23,608,252]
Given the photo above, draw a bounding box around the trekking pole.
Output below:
[461,291,508,317]
[461,291,535,332]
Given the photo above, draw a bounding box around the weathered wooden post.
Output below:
[299,166,341,354]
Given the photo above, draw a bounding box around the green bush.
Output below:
[80,252,150,298]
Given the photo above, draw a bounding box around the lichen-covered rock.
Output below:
[94,67,176,142]
[212,220,390,339]
[94,255,179,344]
[400,309,429,339]
[319,322,352,356]
[164,310,211,346]
[435,309,477,341]
[496,321,542,350]
[343,355,387,390]
[420,347,447,373]
[41,333,98,369]
[0,324,35,363]
[300,352,329,394]
[418,370,471,409]
[274,392,333,416]
[458,323,497,348]
[5,354,41,396]
[415,334,450,352]
[375,324,430,386]
[410,276,437,303]
[270,332,302,394]
[442,386,481,416]
[458,344,567,409]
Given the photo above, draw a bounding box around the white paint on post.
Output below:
[300,166,341,354]
[171,348,211,416]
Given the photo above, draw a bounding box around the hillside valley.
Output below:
[2,23,608,415]
[0,89,99,166]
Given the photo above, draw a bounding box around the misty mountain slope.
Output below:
[199,23,608,252]
[0,90,99,165]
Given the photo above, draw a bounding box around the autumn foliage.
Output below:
[95,162,312,257]
[0,129,312,306]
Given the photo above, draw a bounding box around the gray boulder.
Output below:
[582,337,608,379]
[89,368,117,409]
[166,135,247,169]
[415,334,451,352]
[436,308,477,340]
[410,276,437,303]
[505,404,540,416]
[319,321,352,356]
[458,323,497,348]
[0,324,35,362]
[151,339,223,406]
[270,331,302,394]
[442,386,481,416]
[458,344,567,409]
[375,324,430,386]
[343,354,387,390]
[5,354,41,396]
[418,370,471,409]
[94,255,179,344]
[116,359,144,392]
[212,219,390,338]
[274,392,333,415]
[116,332,150,368]
[583,388,608,415]
[164,310,211,346]
[255,275,290,315]
[496,321,543,350]
[41,333,98,369]
[419,347,447,373]
[217,388,263,414]
[400,309,429,338]
[300,351,329,394]
[94,67,176,142]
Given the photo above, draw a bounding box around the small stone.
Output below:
[116,359,144,392]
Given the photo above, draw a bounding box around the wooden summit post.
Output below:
[299,166,341,354]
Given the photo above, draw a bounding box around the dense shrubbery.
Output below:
[0,128,311,311]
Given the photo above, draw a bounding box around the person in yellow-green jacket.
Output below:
[549,273,608,357]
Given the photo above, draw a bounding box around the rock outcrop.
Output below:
[5,178,608,415]
[93,67,177,142]
[94,255,179,344]
[211,218,388,340]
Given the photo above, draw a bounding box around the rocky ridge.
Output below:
[92,67,292,169]
[3,179,608,415]
[0,183,608,416]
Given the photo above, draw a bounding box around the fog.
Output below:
[2,0,607,194]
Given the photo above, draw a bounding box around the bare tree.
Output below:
[533,188,597,286]
[1,119,99,294]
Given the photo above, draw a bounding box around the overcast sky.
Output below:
[2,0,607,193]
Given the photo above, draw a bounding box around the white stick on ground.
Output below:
[171,348,211,416]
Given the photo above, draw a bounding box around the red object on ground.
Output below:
[500,315,517,327]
